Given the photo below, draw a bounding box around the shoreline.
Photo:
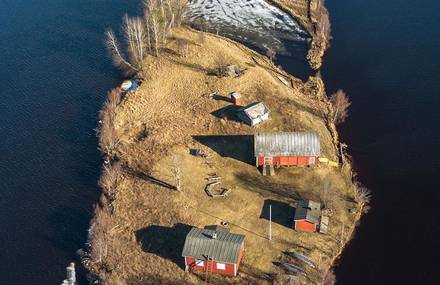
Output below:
[266,0,330,70]
[84,3,367,284]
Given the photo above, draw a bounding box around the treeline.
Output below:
[106,0,188,74]
[314,0,331,42]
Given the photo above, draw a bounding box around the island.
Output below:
[83,1,369,284]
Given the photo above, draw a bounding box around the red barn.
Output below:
[182,226,245,277]
[254,132,320,167]
[293,200,321,232]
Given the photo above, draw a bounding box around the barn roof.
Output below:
[254,132,320,157]
[182,227,245,264]
[294,200,321,224]
[242,102,270,120]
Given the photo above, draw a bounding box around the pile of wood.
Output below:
[204,175,231,198]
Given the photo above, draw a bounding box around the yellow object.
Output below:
[328,161,339,168]
[318,157,329,163]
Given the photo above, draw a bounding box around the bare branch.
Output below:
[105,29,139,73]
[330,89,351,124]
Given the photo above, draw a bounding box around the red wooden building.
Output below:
[254,132,320,167]
[293,200,321,232]
[182,226,245,277]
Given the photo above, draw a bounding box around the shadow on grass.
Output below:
[135,223,193,269]
[234,171,302,201]
[260,199,295,229]
[210,93,231,102]
[211,104,243,123]
[167,58,212,74]
[192,262,273,285]
[123,165,177,190]
[127,274,192,285]
[193,135,254,165]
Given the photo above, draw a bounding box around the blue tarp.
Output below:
[127,80,139,92]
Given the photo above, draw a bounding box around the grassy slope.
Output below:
[90,28,359,285]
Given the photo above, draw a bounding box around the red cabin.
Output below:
[254,132,320,167]
[182,226,245,277]
[293,200,321,232]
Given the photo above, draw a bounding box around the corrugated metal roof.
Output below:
[254,132,320,157]
[181,227,245,263]
[243,102,270,120]
[294,200,321,224]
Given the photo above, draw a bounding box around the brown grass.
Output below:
[87,28,361,285]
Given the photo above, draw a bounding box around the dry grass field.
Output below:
[87,28,360,285]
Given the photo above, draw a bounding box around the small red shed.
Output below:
[182,226,245,277]
[254,132,320,167]
[294,200,321,232]
[230,92,242,105]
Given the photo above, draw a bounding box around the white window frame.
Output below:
[195,259,204,267]
[216,263,226,270]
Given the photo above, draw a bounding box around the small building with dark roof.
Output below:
[182,226,245,276]
[254,132,320,167]
[293,200,321,232]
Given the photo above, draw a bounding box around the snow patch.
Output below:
[187,0,310,54]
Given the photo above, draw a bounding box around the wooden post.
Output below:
[269,204,272,241]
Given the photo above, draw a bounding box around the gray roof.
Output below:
[243,102,270,120]
[182,227,245,263]
[254,132,320,157]
[294,200,321,224]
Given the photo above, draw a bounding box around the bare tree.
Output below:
[329,89,351,124]
[105,29,140,74]
[175,38,190,57]
[170,154,182,191]
[143,0,189,56]
[105,88,122,112]
[99,161,121,194]
[122,15,148,68]
[323,268,336,285]
[88,206,111,264]
[266,47,276,63]
[213,53,229,77]
[353,183,372,213]
[98,109,119,155]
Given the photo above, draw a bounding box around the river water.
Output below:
[0,0,438,284]
[0,0,138,284]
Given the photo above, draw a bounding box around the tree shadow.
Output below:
[210,93,231,102]
[192,135,254,165]
[167,58,212,74]
[235,171,302,201]
[161,47,180,57]
[135,223,193,269]
[123,165,177,190]
[260,199,295,229]
[211,104,243,122]
[127,274,193,285]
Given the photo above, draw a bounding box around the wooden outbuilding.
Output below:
[182,226,245,277]
[254,132,320,167]
[230,92,242,105]
[293,200,321,232]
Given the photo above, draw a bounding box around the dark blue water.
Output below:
[0,1,137,284]
[322,1,440,284]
